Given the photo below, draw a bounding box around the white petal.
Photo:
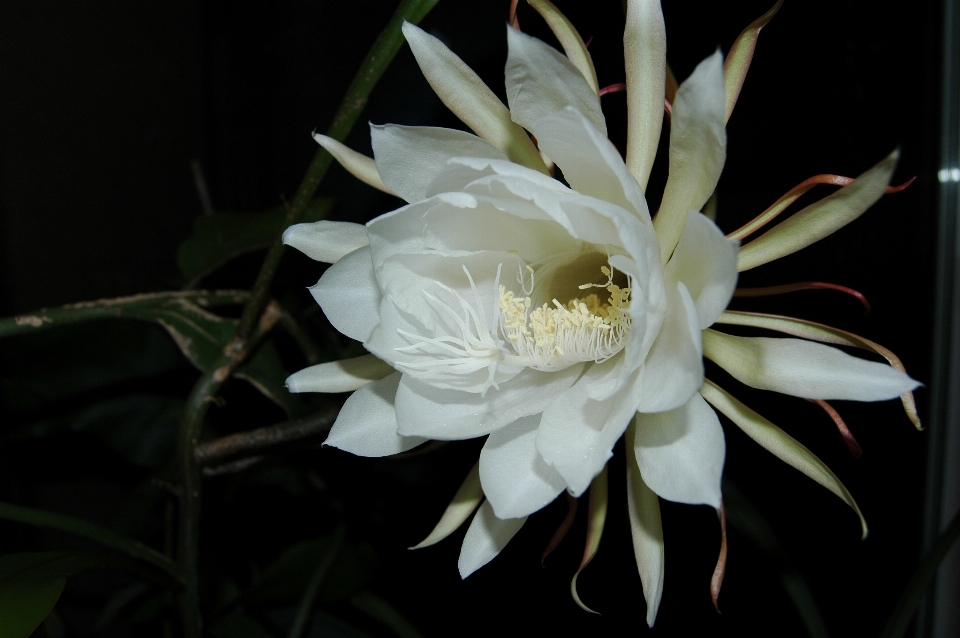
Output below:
[458,500,527,578]
[282,221,369,264]
[702,330,920,401]
[634,392,725,508]
[504,27,606,136]
[625,422,665,628]
[309,246,381,343]
[624,0,666,190]
[536,359,642,496]
[393,365,583,439]
[312,134,393,195]
[634,281,703,412]
[479,414,567,519]
[324,372,427,457]
[401,22,546,172]
[654,50,726,262]
[285,354,394,394]
[370,124,506,203]
[533,107,650,222]
[664,211,739,328]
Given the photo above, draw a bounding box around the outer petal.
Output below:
[282,221,369,264]
[654,50,726,262]
[634,281,703,412]
[702,330,919,401]
[393,364,583,439]
[285,354,394,394]
[313,134,393,195]
[504,27,606,136]
[533,107,650,222]
[310,246,381,343]
[527,0,599,93]
[624,0,666,190]
[664,211,739,328]
[323,372,428,456]
[737,150,898,271]
[536,358,642,496]
[458,500,527,578]
[479,414,566,519]
[401,22,546,172]
[634,392,725,508]
[370,124,507,203]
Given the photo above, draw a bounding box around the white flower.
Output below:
[283,0,919,626]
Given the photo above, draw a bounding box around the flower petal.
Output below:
[282,221,369,264]
[458,500,527,578]
[536,359,642,496]
[634,392,725,508]
[634,281,703,412]
[313,134,393,195]
[654,50,726,262]
[664,211,739,328]
[737,150,898,271]
[310,246,381,343]
[527,0,599,93]
[623,0,667,190]
[533,107,650,222]
[370,124,507,203]
[625,422,665,628]
[411,463,483,549]
[505,27,606,136]
[700,379,867,538]
[702,329,919,401]
[401,22,546,172]
[479,414,567,519]
[393,364,583,438]
[323,372,428,457]
[285,354,394,394]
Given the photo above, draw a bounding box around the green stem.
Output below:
[195,405,339,467]
[879,506,960,638]
[0,290,250,338]
[288,524,346,638]
[174,1,441,634]
[0,501,180,583]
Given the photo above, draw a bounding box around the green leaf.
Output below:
[350,591,424,638]
[244,536,376,607]
[0,551,115,638]
[26,395,182,468]
[208,609,276,638]
[0,577,65,638]
[0,505,179,582]
[176,199,334,282]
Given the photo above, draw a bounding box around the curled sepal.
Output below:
[410,462,483,549]
[623,0,666,190]
[313,134,394,195]
[715,310,921,429]
[625,423,665,628]
[711,501,727,613]
[570,465,609,615]
[723,0,783,123]
[737,150,898,271]
[401,22,547,173]
[527,0,598,93]
[542,492,578,566]
[699,380,868,539]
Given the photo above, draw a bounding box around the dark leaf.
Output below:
[177,199,334,282]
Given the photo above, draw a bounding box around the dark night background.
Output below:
[0,1,948,636]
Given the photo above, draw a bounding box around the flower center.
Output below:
[498,265,631,371]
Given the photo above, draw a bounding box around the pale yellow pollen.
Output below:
[498,266,632,368]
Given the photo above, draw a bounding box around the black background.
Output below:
[0,0,943,636]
